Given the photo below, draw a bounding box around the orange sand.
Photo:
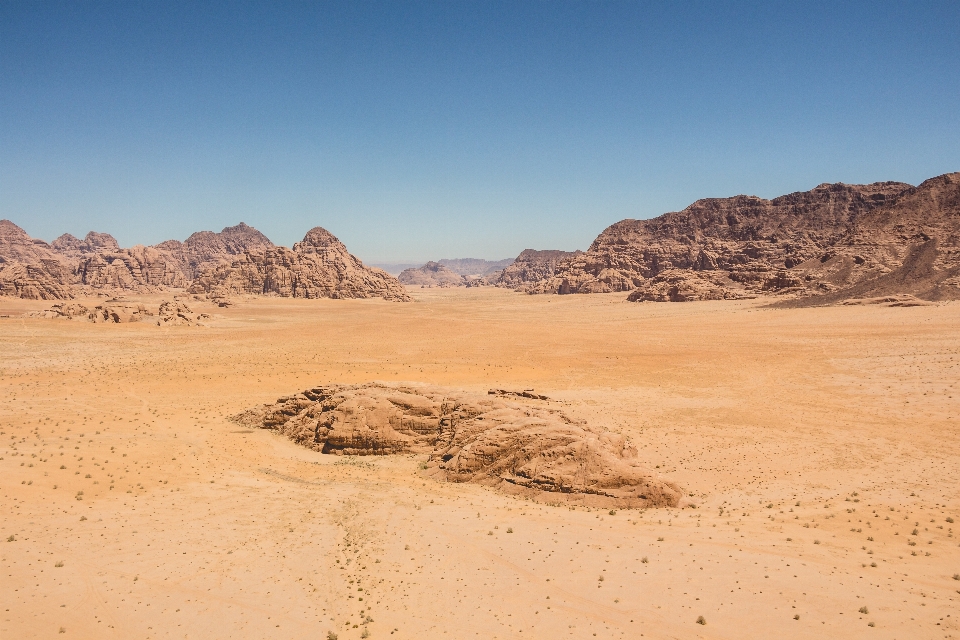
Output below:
[2,288,959,639]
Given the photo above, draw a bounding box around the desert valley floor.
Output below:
[1,288,959,639]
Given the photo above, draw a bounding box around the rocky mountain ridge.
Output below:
[0,221,408,302]
[524,172,960,303]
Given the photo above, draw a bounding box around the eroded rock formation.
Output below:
[233,382,683,508]
[489,249,583,292]
[188,227,411,301]
[2,220,408,302]
[32,299,209,325]
[0,220,75,299]
[155,222,275,279]
[521,174,960,303]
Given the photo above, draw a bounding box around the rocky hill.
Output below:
[0,220,76,299]
[489,249,583,292]
[155,222,274,279]
[1,221,409,302]
[188,227,411,301]
[398,261,466,287]
[524,172,960,303]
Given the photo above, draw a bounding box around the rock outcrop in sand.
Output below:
[32,299,209,325]
[525,173,960,303]
[233,382,683,508]
[188,227,411,301]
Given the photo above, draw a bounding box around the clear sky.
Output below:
[2,1,958,262]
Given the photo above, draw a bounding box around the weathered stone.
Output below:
[189,227,411,301]
[233,382,684,508]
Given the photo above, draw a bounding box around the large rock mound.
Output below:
[626,269,752,302]
[0,220,75,299]
[49,230,189,290]
[233,382,683,508]
[535,181,912,296]
[527,174,960,304]
[189,227,411,301]
[398,262,466,287]
[777,173,960,306]
[155,222,275,279]
[490,249,583,292]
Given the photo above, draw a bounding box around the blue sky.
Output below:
[2,1,958,262]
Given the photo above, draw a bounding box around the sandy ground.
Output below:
[1,288,959,640]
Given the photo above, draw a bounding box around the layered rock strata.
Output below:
[532,181,913,297]
[523,174,960,302]
[233,382,683,508]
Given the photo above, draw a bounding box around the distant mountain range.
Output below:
[4,171,958,305]
[0,221,408,302]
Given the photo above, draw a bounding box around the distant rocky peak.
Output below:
[50,233,83,252]
[82,231,120,251]
[294,227,346,252]
[0,219,33,243]
[218,222,273,245]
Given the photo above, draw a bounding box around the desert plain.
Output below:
[1,288,959,639]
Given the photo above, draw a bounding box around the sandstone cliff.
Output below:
[188,227,411,301]
[233,382,683,508]
[0,220,75,299]
[777,172,960,306]
[489,249,583,292]
[526,173,960,303]
[154,222,274,279]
